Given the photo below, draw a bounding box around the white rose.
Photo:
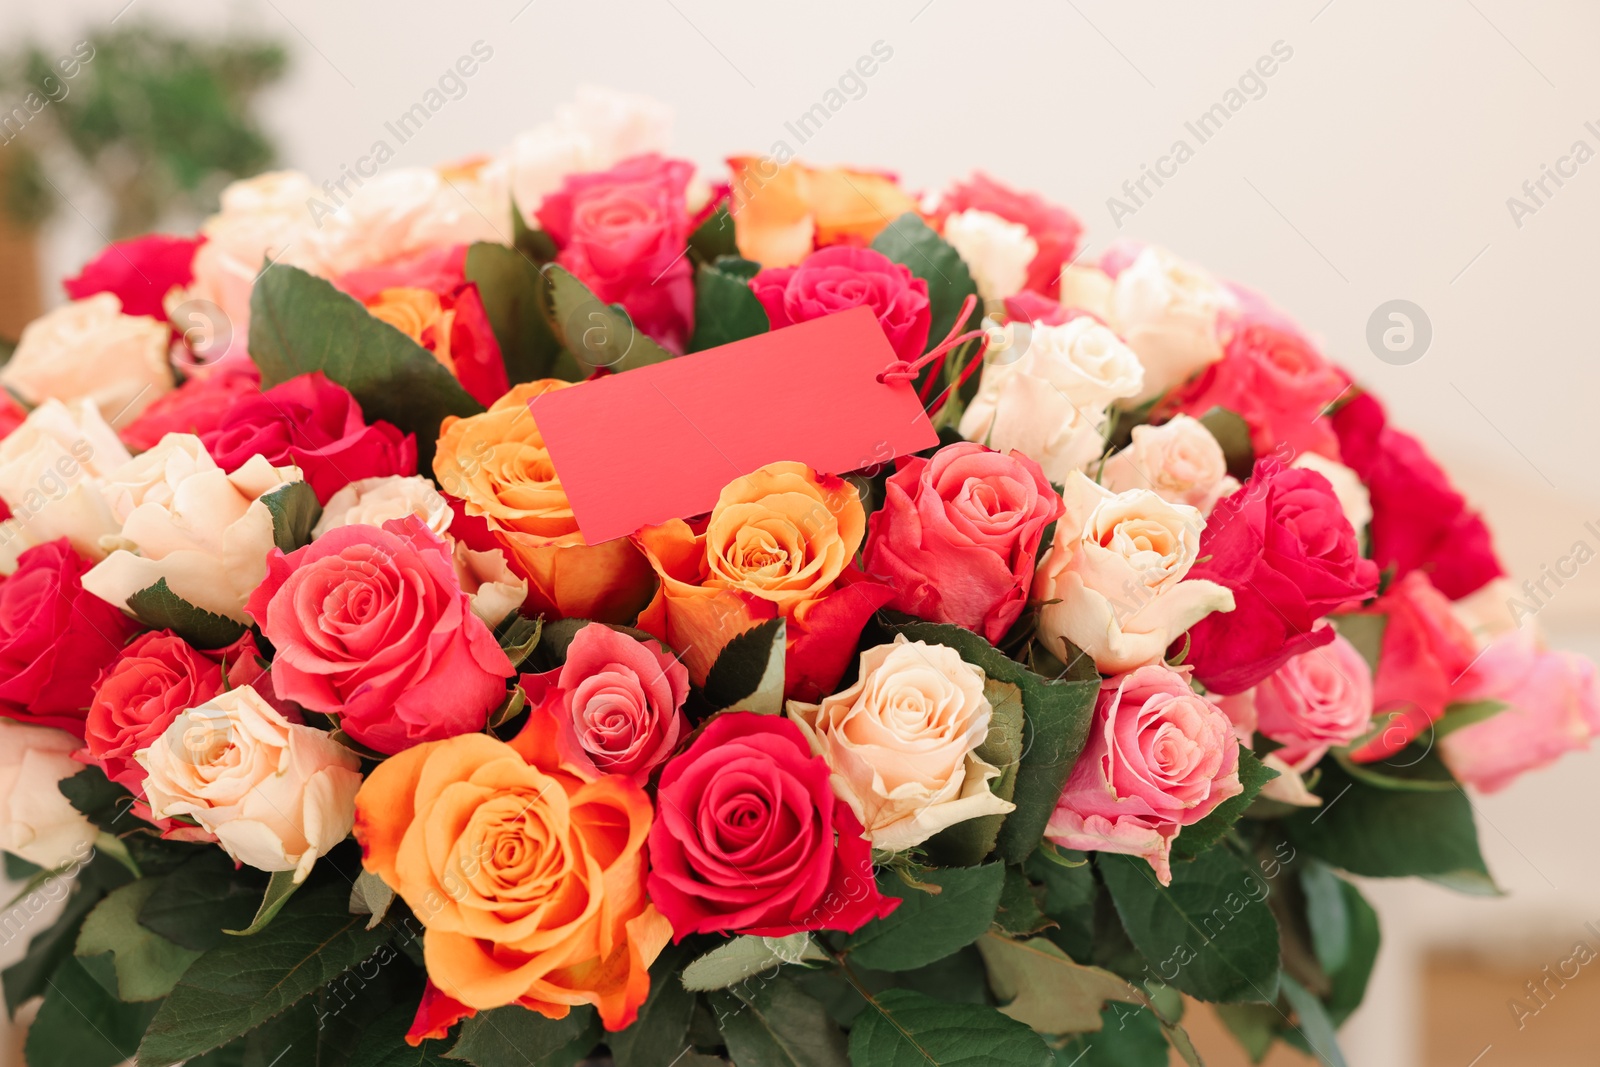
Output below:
[313,475,452,539]
[787,636,1014,852]
[139,685,361,881]
[1033,472,1235,674]
[943,209,1037,303]
[1292,453,1371,537]
[3,294,173,426]
[502,85,673,217]
[100,432,219,522]
[1101,414,1240,516]
[453,542,528,626]
[306,167,505,277]
[0,399,131,566]
[0,721,97,870]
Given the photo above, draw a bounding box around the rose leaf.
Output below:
[681,933,827,993]
[846,987,1050,1067]
[74,878,202,1001]
[973,931,1145,1034]
[126,578,247,650]
[688,257,769,353]
[543,264,674,376]
[870,213,981,356]
[843,863,1006,973]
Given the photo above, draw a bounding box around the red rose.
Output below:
[518,622,688,784]
[647,712,898,938]
[932,173,1083,298]
[0,539,140,735]
[245,518,514,755]
[537,153,696,354]
[1331,393,1502,600]
[749,246,931,362]
[1182,459,1380,694]
[120,365,261,452]
[863,442,1061,643]
[63,233,203,321]
[202,372,417,504]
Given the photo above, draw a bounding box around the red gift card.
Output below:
[532,306,939,544]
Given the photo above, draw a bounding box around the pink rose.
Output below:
[518,622,689,784]
[63,233,203,321]
[1046,663,1242,885]
[750,246,931,363]
[245,518,514,755]
[1440,632,1600,793]
[863,442,1061,643]
[202,372,417,504]
[537,153,696,353]
[932,173,1083,298]
[1253,630,1374,770]
[119,365,261,452]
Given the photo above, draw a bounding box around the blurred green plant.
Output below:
[0,23,287,237]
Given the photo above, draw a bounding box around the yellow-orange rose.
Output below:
[365,288,459,374]
[433,381,654,623]
[353,721,668,1034]
[728,157,918,268]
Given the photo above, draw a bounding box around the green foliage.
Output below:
[701,617,786,714]
[1173,747,1279,859]
[127,578,247,649]
[544,264,676,375]
[261,480,323,554]
[445,1004,599,1066]
[611,939,704,1066]
[687,203,739,264]
[1054,1005,1170,1066]
[347,1003,455,1067]
[973,932,1142,1033]
[462,242,580,385]
[3,853,131,1014]
[137,849,267,951]
[870,214,981,354]
[225,868,303,936]
[1197,406,1255,483]
[709,978,850,1066]
[75,877,201,1000]
[689,256,770,352]
[847,988,1051,1066]
[923,680,1024,866]
[24,956,158,1067]
[845,864,1005,973]
[683,933,826,992]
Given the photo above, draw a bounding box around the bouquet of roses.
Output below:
[1,86,1593,1067]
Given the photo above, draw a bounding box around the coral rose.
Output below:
[119,366,261,453]
[2,293,174,427]
[749,246,931,362]
[728,157,918,268]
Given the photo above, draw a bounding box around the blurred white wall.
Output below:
[3,2,1599,1064]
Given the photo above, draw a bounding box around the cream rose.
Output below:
[501,84,673,217]
[1033,472,1235,674]
[0,398,131,566]
[139,685,361,880]
[312,474,452,539]
[454,542,529,625]
[0,721,98,870]
[305,167,505,277]
[3,294,173,426]
[943,209,1037,303]
[1292,453,1371,538]
[1100,414,1240,516]
[787,636,1014,851]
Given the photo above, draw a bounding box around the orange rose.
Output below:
[634,461,892,701]
[727,157,919,268]
[433,380,655,622]
[353,723,669,1039]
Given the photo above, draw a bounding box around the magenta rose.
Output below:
[750,246,931,362]
[1182,459,1380,695]
[0,539,140,736]
[120,365,261,452]
[63,233,203,321]
[1252,630,1373,770]
[933,172,1083,298]
[202,372,417,504]
[537,153,696,353]
[647,712,898,938]
[245,517,513,754]
[518,621,688,783]
[1046,664,1242,885]
[863,442,1062,643]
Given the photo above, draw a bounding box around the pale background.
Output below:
[2,1,1599,1064]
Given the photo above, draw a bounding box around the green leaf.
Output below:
[869,214,980,355]
[225,868,303,936]
[1280,973,1348,1067]
[973,931,1142,1033]
[261,479,323,553]
[513,207,559,263]
[688,203,740,264]
[1026,850,1098,963]
[463,241,575,385]
[702,617,786,714]
[847,987,1051,1066]
[445,1003,598,1066]
[127,577,247,649]
[689,257,770,352]
[1332,744,1456,792]
[992,866,1051,936]
[524,618,663,671]
[1099,847,1281,1004]
[708,979,849,1067]
[1303,867,1380,1024]
[1054,1004,1170,1066]
[1329,614,1385,676]
[348,1002,456,1067]
[74,877,202,1001]
[493,612,542,672]
[24,956,158,1067]
[3,851,42,881]
[881,620,1098,864]
[845,864,1005,973]
[250,264,484,471]
[349,870,396,932]
[58,765,135,834]
[610,939,703,1067]
[3,855,130,1014]
[544,264,675,375]
[137,883,393,1066]
[1215,1002,1279,1062]
[923,680,1024,867]
[1196,407,1255,484]
[1172,747,1279,859]
[683,933,827,992]
[138,849,268,951]
[1434,699,1510,739]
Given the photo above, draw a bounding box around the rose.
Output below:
[1033,472,1234,676]
[536,153,697,353]
[502,85,674,217]
[119,366,261,453]
[0,720,98,869]
[313,475,452,539]
[453,543,529,626]
[1292,453,1371,537]
[862,442,1061,642]
[932,173,1083,298]
[0,539,139,734]
[303,167,506,279]
[1183,459,1380,695]
[634,461,892,702]
[82,443,301,623]
[1100,414,1240,516]
[1440,631,1600,792]
[139,684,361,880]
[787,637,1015,851]
[1045,663,1242,885]
[518,622,688,783]
[1332,393,1502,600]
[647,711,898,936]
[941,209,1037,303]
[433,380,655,623]
[0,399,131,565]
[727,157,919,268]
[353,725,668,1037]
[2,294,173,427]
[958,317,1143,482]
[749,246,931,362]
[203,372,417,505]
[63,233,204,321]
[1252,631,1374,770]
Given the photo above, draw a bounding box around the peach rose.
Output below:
[1033,472,1234,674]
[787,636,1015,851]
[305,167,504,278]
[0,720,97,870]
[433,381,654,624]
[312,474,452,539]
[2,294,173,426]
[728,157,918,268]
[501,85,674,218]
[352,724,669,1038]
[0,399,131,567]
[1100,414,1240,516]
